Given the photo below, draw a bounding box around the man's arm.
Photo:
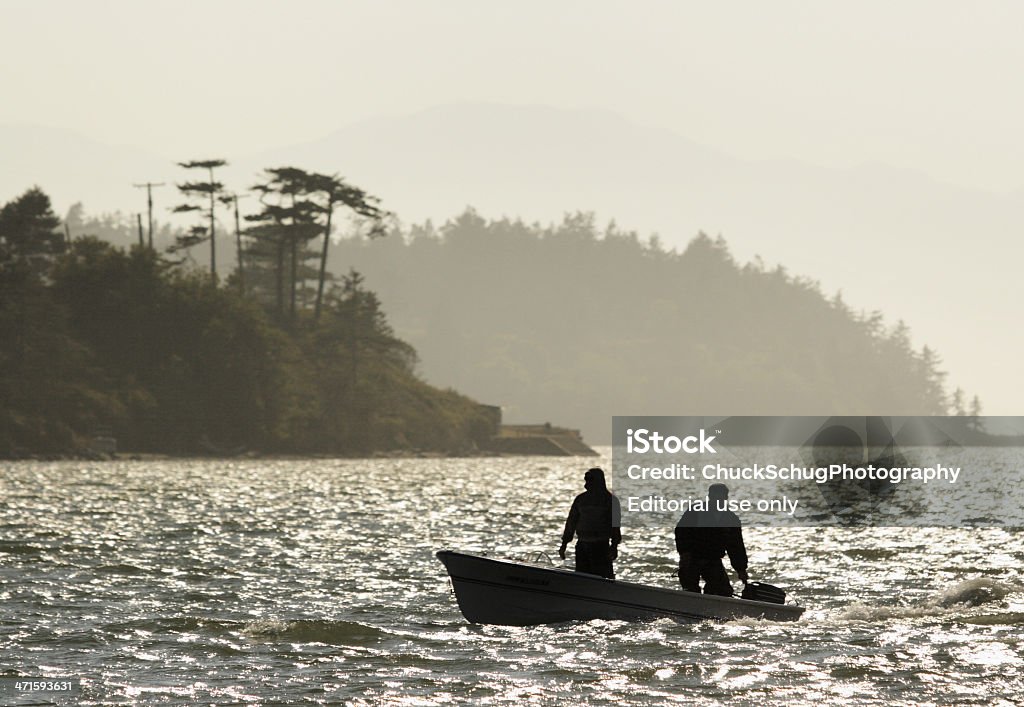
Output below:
[674,526,685,555]
[674,513,692,555]
[558,497,579,559]
[725,525,749,583]
[609,495,622,559]
[610,495,621,547]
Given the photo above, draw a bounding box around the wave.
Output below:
[242,619,388,645]
[0,541,47,555]
[102,616,237,633]
[959,612,1024,625]
[934,577,1014,607]
[96,563,148,575]
[98,615,390,646]
[834,577,1018,622]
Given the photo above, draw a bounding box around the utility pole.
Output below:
[221,192,250,294]
[137,213,144,246]
[133,181,165,249]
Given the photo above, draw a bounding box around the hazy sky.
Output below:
[3,0,1023,193]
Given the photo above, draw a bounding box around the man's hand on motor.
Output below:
[558,543,567,560]
[737,567,749,584]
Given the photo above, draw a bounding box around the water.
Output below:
[1,455,1022,704]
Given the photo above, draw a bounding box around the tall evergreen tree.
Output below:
[171,159,227,277]
[308,172,388,319]
[247,167,321,319]
[951,387,966,416]
[968,395,983,432]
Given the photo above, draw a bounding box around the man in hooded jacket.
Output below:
[558,467,622,579]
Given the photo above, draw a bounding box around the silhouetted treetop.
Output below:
[0,187,64,275]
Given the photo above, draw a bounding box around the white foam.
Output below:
[241,618,292,635]
[834,577,1017,622]
[935,577,1012,607]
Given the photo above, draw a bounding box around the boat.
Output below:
[436,550,805,625]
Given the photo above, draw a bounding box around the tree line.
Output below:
[0,185,491,457]
[2,171,980,452]
[322,210,976,442]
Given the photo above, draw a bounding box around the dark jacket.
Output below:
[562,491,622,545]
[674,509,748,571]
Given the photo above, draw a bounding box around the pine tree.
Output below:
[308,172,388,319]
[951,387,966,416]
[968,395,983,432]
[246,167,321,319]
[171,159,227,277]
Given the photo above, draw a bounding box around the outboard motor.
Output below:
[741,582,787,604]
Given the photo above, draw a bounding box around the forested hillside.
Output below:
[1,177,969,454]
[326,210,962,442]
[0,187,492,457]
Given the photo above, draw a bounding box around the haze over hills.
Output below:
[2,103,1020,420]
[0,124,169,215]
[323,218,954,443]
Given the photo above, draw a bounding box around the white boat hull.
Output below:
[437,550,805,625]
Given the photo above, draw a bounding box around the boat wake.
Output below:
[934,577,1015,607]
[834,577,1019,622]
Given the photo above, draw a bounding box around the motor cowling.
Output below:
[741,582,786,604]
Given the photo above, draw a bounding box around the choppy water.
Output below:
[1,455,1023,705]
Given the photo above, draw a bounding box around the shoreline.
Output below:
[0,448,598,463]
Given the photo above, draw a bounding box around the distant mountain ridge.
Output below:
[0,123,170,215]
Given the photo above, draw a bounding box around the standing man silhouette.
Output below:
[675,483,749,596]
[558,467,621,579]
